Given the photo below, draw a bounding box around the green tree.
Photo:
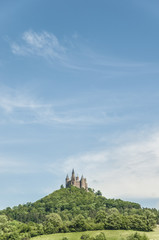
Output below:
[71,214,88,231]
[105,209,122,230]
[143,210,156,231]
[95,210,107,223]
[95,190,102,196]
[44,213,63,234]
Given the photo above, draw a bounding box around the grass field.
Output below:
[32,225,159,240]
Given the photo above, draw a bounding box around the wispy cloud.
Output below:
[49,131,159,199]
[10,30,151,74]
[11,30,66,62]
[0,84,158,127]
[0,86,124,125]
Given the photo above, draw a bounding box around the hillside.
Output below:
[0,186,158,240]
[1,186,141,223]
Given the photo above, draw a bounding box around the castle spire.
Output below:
[71,169,75,182]
[65,174,69,187]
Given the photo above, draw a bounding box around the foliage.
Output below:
[127,232,149,240]
[94,232,106,240]
[95,191,102,196]
[81,233,90,239]
[80,232,106,240]
[44,213,62,234]
[0,187,158,239]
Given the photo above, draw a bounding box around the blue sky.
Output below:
[0,0,159,209]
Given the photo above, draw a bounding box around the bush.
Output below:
[127,232,149,240]
[81,233,90,239]
[94,232,106,240]
[97,232,106,240]
[62,237,69,240]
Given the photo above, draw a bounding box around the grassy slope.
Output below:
[32,226,159,240]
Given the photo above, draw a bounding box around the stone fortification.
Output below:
[65,169,88,191]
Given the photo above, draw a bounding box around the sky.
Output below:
[0,0,159,209]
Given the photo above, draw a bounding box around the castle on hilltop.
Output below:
[65,169,88,191]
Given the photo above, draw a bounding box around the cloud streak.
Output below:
[10,30,151,75]
[0,86,124,125]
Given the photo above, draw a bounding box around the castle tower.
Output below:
[65,174,69,188]
[71,169,76,184]
[80,175,85,189]
[84,178,88,191]
[76,175,80,188]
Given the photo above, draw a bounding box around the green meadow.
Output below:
[32,226,159,240]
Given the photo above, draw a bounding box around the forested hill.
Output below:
[0,186,158,239]
[1,186,141,223]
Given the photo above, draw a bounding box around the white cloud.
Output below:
[11,30,66,62]
[51,131,159,199]
[10,30,153,75]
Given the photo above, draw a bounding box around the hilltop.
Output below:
[0,186,158,239]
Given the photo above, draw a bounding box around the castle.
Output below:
[65,169,88,191]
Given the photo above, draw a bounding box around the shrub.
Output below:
[127,232,149,240]
[81,233,90,239]
[93,232,106,240]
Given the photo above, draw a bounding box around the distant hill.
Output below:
[0,186,158,240]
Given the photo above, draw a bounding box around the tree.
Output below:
[143,210,156,231]
[95,210,107,223]
[95,190,102,196]
[105,209,122,230]
[71,214,88,231]
[44,213,63,234]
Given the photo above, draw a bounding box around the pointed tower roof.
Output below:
[72,169,75,174]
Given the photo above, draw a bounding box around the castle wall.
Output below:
[75,180,80,188]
